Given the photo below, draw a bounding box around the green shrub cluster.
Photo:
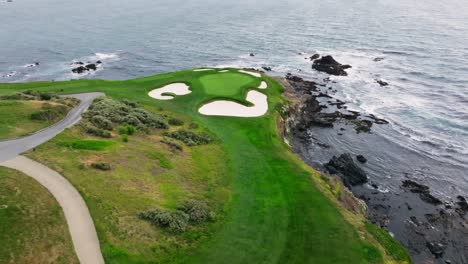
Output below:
[91,162,111,171]
[161,139,183,151]
[178,200,215,223]
[84,97,168,131]
[138,209,189,233]
[168,118,184,126]
[118,125,136,135]
[0,90,79,107]
[30,104,68,122]
[164,130,213,146]
[86,127,112,138]
[138,200,214,233]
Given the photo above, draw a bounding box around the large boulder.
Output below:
[325,153,368,187]
[312,55,351,76]
[72,66,88,74]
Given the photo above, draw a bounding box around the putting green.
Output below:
[199,72,257,97]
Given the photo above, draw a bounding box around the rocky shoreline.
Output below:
[276,55,468,264]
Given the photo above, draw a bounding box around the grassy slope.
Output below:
[0,167,78,264]
[0,100,67,140]
[0,69,411,263]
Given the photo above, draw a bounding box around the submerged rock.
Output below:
[376,79,389,86]
[325,153,368,187]
[426,241,446,258]
[374,57,385,62]
[356,155,367,163]
[72,66,88,74]
[249,53,255,57]
[401,180,442,205]
[85,63,97,71]
[310,54,320,61]
[312,55,351,76]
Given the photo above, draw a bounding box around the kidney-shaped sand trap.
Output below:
[193,68,214,72]
[239,70,261,78]
[198,90,268,117]
[258,81,267,89]
[148,83,191,100]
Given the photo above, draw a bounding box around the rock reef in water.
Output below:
[312,55,351,76]
[325,153,368,187]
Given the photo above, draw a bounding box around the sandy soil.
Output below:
[148,83,191,100]
[239,70,261,78]
[198,90,268,117]
[1,156,104,264]
[193,68,214,72]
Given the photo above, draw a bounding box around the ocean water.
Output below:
[1,0,468,197]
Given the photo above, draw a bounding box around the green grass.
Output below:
[1,69,411,263]
[365,223,412,263]
[0,100,68,140]
[57,139,117,151]
[199,72,257,97]
[0,167,78,263]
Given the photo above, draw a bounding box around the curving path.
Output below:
[0,92,104,163]
[1,156,104,264]
[0,92,105,264]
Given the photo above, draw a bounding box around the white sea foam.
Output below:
[95,52,119,60]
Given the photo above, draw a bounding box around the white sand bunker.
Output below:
[148,83,191,100]
[199,90,268,117]
[239,70,261,78]
[258,81,267,89]
[193,68,214,72]
[219,70,229,73]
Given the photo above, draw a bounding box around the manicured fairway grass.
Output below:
[0,69,411,263]
[0,168,78,264]
[0,100,67,140]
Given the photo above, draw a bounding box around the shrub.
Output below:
[189,123,199,129]
[91,115,113,130]
[86,127,112,138]
[39,92,52,101]
[161,139,183,151]
[138,209,189,233]
[122,134,129,142]
[84,97,168,130]
[31,109,60,122]
[168,118,184,126]
[178,200,214,223]
[164,130,214,146]
[91,162,111,171]
[118,125,136,135]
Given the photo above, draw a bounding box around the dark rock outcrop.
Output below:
[325,153,368,187]
[249,53,255,57]
[85,64,97,71]
[376,80,389,86]
[310,54,320,61]
[356,155,367,163]
[72,66,88,74]
[374,57,385,62]
[262,66,272,71]
[312,55,351,76]
[401,180,442,205]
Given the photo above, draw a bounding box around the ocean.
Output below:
[1,0,467,198]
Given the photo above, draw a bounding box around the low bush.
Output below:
[86,127,112,138]
[138,209,189,233]
[161,139,183,151]
[39,92,52,101]
[178,200,215,223]
[91,162,111,171]
[57,140,116,151]
[91,116,113,131]
[84,97,168,130]
[164,130,214,146]
[118,125,136,135]
[121,134,129,142]
[189,123,199,129]
[168,118,184,126]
